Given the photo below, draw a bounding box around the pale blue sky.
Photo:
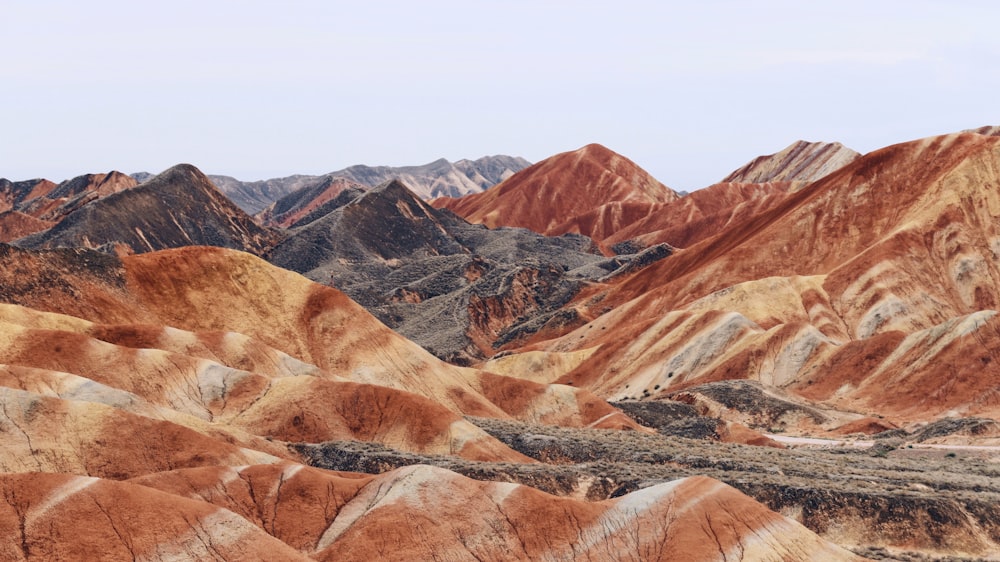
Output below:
[2,1,998,190]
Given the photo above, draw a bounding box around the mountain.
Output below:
[14,164,282,255]
[255,176,367,228]
[8,132,1000,559]
[1,171,137,224]
[0,178,58,212]
[265,179,671,363]
[602,180,796,250]
[195,155,531,214]
[433,143,679,244]
[205,173,341,215]
[0,211,54,242]
[498,132,1000,427]
[0,243,638,431]
[329,155,530,199]
[721,140,861,184]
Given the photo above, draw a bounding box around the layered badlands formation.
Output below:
[483,132,1000,431]
[4,129,1000,559]
[0,243,862,560]
[0,466,860,561]
[433,142,850,252]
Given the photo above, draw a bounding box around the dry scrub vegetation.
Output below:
[293,417,1000,561]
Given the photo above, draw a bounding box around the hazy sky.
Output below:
[3,1,998,191]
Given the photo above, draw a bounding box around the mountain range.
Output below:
[3,129,1000,560]
[128,154,531,215]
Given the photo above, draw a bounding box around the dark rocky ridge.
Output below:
[266,179,668,363]
[669,380,832,430]
[15,164,282,256]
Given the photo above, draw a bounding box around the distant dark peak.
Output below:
[143,164,220,194]
[154,163,208,181]
[365,179,422,200]
[346,179,441,221]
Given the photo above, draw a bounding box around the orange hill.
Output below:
[496,132,1000,426]
[433,143,678,244]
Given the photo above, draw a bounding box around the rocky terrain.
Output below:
[485,132,1000,430]
[3,129,1000,560]
[13,165,282,255]
[0,172,137,242]
[0,242,858,561]
[266,178,671,363]
[255,176,368,228]
[297,416,1000,561]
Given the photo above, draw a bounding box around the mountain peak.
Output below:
[14,163,279,255]
[433,143,676,240]
[722,140,861,184]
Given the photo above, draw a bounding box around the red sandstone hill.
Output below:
[0,244,639,432]
[433,143,679,243]
[0,211,55,242]
[0,465,862,561]
[0,242,865,560]
[496,132,1000,427]
[602,180,796,249]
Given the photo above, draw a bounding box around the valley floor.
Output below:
[296,419,1000,562]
